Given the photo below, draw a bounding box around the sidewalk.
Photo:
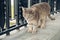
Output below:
[1,13,60,40]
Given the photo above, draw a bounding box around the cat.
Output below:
[22,2,55,33]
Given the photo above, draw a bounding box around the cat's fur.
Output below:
[22,2,55,33]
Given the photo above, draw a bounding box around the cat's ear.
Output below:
[22,7,26,12]
[22,7,24,11]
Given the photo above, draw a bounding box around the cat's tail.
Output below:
[48,14,55,20]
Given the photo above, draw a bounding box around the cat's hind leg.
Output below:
[37,19,42,28]
[41,16,47,29]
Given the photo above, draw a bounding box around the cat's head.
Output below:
[22,7,29,17]
[22,7,33,20]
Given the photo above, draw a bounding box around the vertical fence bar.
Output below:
[28,0,30,8]
[15,0,20,29]
[15,0,27,27]
[49,0,54,14]
[39,0,41,3]
[18,0,23,25]
[14,0,17,18]
[0,0,5,32]
[5,0,11,35]
[56,0,60,12]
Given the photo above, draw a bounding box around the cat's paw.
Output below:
[51,17,55,20]
[27,29,32,33]
[32,29,37,34]
[41,25,45,29]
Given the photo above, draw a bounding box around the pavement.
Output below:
[0,12,60,40]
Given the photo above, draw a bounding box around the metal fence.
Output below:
[0,0,27,35]
[0,0,60,36]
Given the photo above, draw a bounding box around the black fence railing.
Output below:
[0,0,60,36]
[0,0,27,36]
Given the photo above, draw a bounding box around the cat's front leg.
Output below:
[27,24,33,33]
[32,20,38,34]
[32,25,37,34]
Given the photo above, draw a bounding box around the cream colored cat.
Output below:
[22,2,55,33]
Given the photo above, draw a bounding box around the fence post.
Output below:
[0,0,5,32]
[14,0,20,30]
[28,0,30,8]
[49,0,54,15]
[14,0,27,28]
[56,0,60,12]
[5,0,11,35]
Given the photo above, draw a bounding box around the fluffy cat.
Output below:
[22,2,55,33]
